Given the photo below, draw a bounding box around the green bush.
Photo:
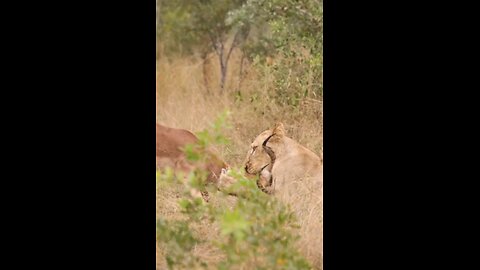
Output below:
[158,0,323,100]
[228,0,323,105]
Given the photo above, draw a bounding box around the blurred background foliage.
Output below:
[157,0,322,99]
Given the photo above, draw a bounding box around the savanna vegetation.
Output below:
[156,0,323,269]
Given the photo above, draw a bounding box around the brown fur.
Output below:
[156,123,229,186]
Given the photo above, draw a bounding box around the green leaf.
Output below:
[220,210,250,241]
[179,199,190,210]
[183,144,200,161]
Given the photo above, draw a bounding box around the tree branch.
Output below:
[208,33,220,56]
[225,30,242,65]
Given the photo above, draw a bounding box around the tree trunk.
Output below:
[219,61,227,92]
[218,42,226,93]
[237,51,246,92]
[202,52,210,94]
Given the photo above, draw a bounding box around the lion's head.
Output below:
[244,122,285,175]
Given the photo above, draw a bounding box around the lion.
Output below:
[244,122,323,268]
[244,122,322,194]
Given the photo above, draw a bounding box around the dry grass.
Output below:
[277,175,323,269]
[156,51,323,269]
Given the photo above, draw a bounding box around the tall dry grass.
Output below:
[156,49,323,269]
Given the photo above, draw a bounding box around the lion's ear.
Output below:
[272,122,285,138]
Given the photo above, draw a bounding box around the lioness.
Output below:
[244,122,323,268]
[244,122,322,194]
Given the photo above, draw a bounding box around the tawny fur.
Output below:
[244,122,323,267]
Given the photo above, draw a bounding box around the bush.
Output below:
[229,0,323,104]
